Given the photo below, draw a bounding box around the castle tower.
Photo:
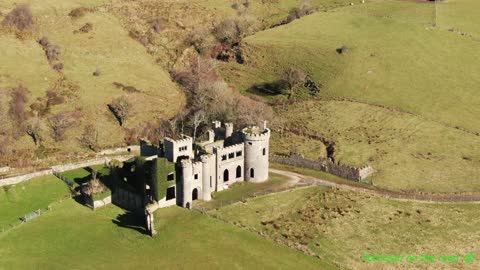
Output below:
[242,124,271,183]
[225,123,233,138]
[201,154,214,201]
[164,136,194,162]
[180,159,193,208]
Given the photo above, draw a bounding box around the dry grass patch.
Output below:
[213,186,480,269]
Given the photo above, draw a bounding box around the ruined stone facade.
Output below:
[141,121,271,209]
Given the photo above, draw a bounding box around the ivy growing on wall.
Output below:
[151,158,176,201]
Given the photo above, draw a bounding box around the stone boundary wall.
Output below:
[0,167,11,173]
[98,145,140,155]
[0,155,134,187]
[0,169,54,187]
[51,155,133,173]
[271,154,374,181]
[86,196,112,209]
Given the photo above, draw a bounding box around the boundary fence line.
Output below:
[0,193,73,234]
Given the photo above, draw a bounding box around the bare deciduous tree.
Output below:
[190,109,205,142]
[283,67,307,97]
[2,4,34,32]
[8,85,29,126]
[212,16,258,44]
[79,124,99,151]
[108,96,132,126]
[25,117,43,146]
[49,111,82,141]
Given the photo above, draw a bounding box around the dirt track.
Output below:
[270,168,480,203]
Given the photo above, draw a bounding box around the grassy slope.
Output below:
[0,200,335,269]
[199,0,355,26]
[212,186,480,270]
[278,100,480,192]
[437,0,480,37]
[0,0,185,154]
[225,0,480,131]
[220,0,480,192]
[0,175,70,228]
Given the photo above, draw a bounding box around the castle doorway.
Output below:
[192,188,198,201]
[236,166,242,178]
[223,169,229,182]
[250,168,255,178]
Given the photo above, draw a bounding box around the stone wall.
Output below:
[83,194,112,209]
[140,140,162,157]
[0,167,11,173]
[51,155,133,172]
[271,154,374,181]
[0,155,134,187]
[112,188,145,211]
[93,196,112,209]
[0,169,53,187]
[98,145,140,155]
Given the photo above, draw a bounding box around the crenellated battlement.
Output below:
[164,135,192,145]
[242,127,271,141]
[213,143,244,154]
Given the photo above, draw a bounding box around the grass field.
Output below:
[195,172,293,210]
[59,164,111,187]
[211,186,480,270]
[0,199,335,269]
[219,0,480,192]
[0,175,70,229]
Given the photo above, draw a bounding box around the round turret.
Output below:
[242,126,270,183]
[201,155,213,201]
[180,159,193,208]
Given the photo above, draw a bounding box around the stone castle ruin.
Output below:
[114,120,271,212]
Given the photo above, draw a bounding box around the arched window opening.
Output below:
[236,166,242,178]
[223,169,229,182]
[192,188,198,201]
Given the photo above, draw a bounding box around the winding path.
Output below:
[270,168,480,203]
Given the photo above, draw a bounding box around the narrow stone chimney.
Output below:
[225,123,233,138]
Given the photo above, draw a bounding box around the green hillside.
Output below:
[220,0,480,192]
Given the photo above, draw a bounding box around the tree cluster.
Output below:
[285,1,319,24]
[1,4,34,32]
[171,55,273,140]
